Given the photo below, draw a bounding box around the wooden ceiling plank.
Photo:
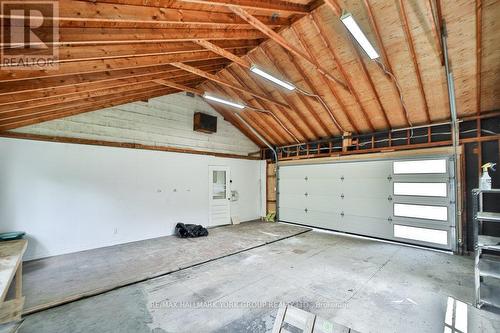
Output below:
[310,11,375,132]
[223,68,300,144]
[349,35,392,129]
[204,82,280,145]
[232,66,310,141]
[0,87,182,131]
[50,0,292,27]
[362,0,410,127]
[0,72,211,114]
[228,5,349,92]
[194,40,251,68]
[211,76,289,145]
[154,79,204,96]
[171,62,291,109]
[177,0,310,15]
[398,0,431,123]
[261,46,332,138]
[292,20,358,133]
[251,50,323,139]
[2,40,259,64]
[0,62,228,103]
[281,47,338,136]
[0,77,205,121]
[16,27,264,47]
[0,49,245,82]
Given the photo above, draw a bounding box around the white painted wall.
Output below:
[0,138,265,260]
[13,92,258,156]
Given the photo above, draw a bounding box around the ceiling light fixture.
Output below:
[250,65,296,91]
[203,93,245,109]
[340,12,379,60]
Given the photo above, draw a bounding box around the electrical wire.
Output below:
[245,106,301,143]
[374,58,414,138]
[296,86,346,133]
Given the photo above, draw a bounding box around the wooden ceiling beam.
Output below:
[296,18,359,133]
[348,36,392,129]
[19,27,264,47]
[44,0,292,27]
[398,0,431,123]
[214,70,291,145]
[0,85,184,131]
[362,0,410,127]
[426,0,445,66]
[2,40,259,64]
[211,82,286,146]
[250,51,322,139]
[0,72,212,114]
[228,5,349,92]
[310,12,375,132]
[0,49,245,82]
[171,62,291,109]
[260,46,331,139]
[154,79,204,96]
[285,46,342,136]
[204,82,279,145]
[223,68,300,143]
[178,0,309,15]
[231,66,309,141]
[0,61,228,102]
[290,24,349,134]
[0,77,205,121]
[194,39,251,69]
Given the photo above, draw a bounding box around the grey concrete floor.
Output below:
[8,225,500,333]
[21,221,309,313]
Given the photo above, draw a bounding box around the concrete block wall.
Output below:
[13,93,258,156]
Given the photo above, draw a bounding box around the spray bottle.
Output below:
[479,162,496,190]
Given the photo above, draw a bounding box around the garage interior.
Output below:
[0,0,499,332]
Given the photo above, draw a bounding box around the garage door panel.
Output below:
[278,156,455,251]
[340,215,393,239]
[343,197,391,219]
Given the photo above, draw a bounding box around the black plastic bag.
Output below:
[175,223,209,238]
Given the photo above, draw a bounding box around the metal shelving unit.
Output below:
[473,188,500,309]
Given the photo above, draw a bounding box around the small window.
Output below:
[394,225,448,245]
[394,183,447,197]
[393,159,447,174]
[212,170,226,199]
[394,203,448,221]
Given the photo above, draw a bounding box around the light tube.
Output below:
[250,65,296,91]
[340,12,379,60]
[203,93,245,109]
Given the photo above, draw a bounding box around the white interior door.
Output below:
[209,166,231,227]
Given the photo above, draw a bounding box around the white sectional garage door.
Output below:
[279,157,456,251]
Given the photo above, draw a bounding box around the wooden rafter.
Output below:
[228,5,349,91]
[178,0,310,15]
[154,79,204,96]
[204,82,281,145]
[231,66,309,141]
[247,52,321,140]
[426,0,445,65]
[223,68,300,143]
[310,12,375,132]
[361,0,410,127]
[171,62,290,109]
[194,40,251,69]
[398,0,431,123]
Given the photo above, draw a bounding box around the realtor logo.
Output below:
[1,1,59,70]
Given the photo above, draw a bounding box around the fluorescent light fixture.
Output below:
[203,93,245,109]
[340,12,379,60]
[250,65,296,91]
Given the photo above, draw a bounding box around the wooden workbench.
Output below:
[0,239,27,324]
